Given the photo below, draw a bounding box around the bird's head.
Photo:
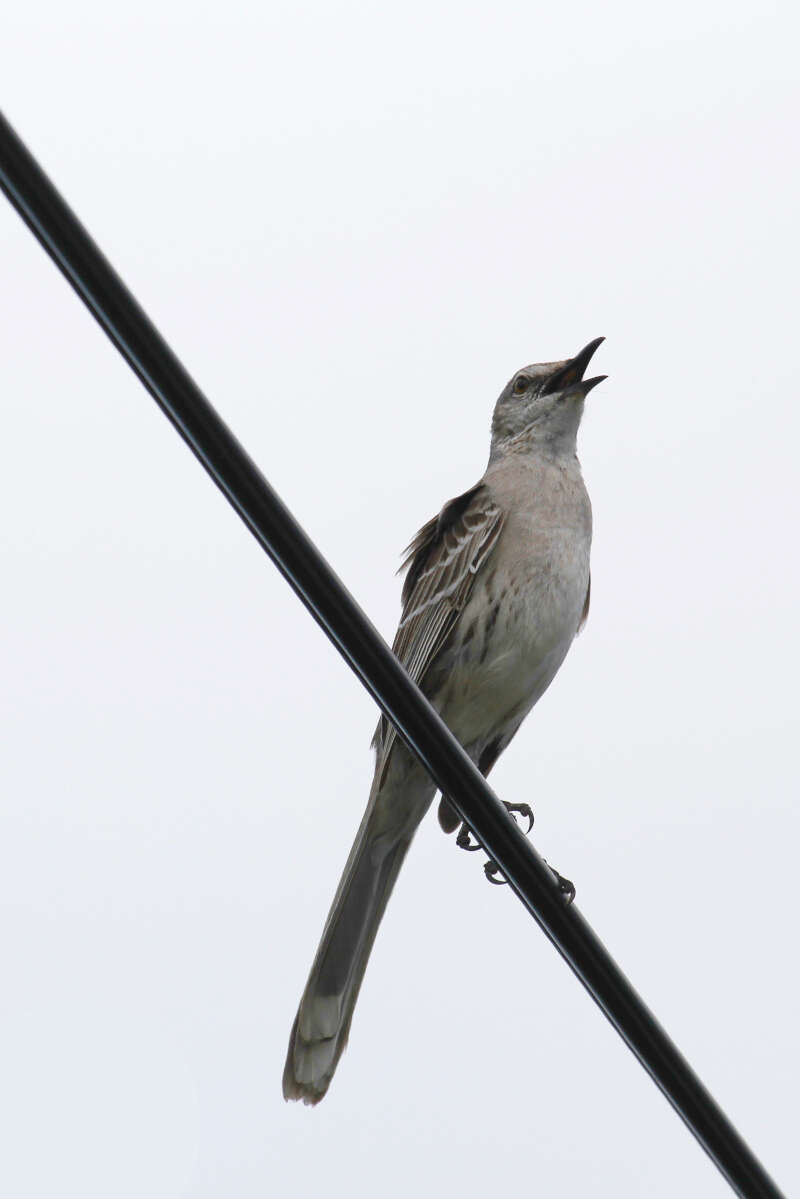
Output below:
[490,337,606,460]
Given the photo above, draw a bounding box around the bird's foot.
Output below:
[504,801,534,835]
[484,859,506,884]
[454,800,573,899]
[548,863,576,905]
[456,822,482,851]
[482,857,576,903]
[455,800,535,852]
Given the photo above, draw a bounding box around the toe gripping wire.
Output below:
[456,801,575,901]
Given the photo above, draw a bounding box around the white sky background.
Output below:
[1,2,798,1195]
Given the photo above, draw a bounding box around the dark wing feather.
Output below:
[374,483,504,758]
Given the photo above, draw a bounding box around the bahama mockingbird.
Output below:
[283,338,606,1103]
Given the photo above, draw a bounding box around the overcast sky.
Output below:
[2,2,798,1196]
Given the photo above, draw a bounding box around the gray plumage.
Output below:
[283,338,605,1104]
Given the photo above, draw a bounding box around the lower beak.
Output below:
[563,373,607,400]
[544,336,605,394]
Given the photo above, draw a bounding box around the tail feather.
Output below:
[283,763,433,1104]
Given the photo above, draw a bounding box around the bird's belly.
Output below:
[433,538,588,747]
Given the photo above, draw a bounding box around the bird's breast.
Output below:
[432,502,590,745]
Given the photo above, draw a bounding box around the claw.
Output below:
[456,822,483,852]
[503,801,534,836]
[454,800,573,900]
[484,858,575,898]
[455,800,535,855]
[544,861,576,905]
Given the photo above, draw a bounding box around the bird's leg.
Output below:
[455,799,534,852]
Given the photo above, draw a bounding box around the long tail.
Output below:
[283,761,434,1104]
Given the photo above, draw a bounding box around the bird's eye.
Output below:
[513,376,529,395]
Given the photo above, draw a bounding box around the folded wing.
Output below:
[374,482,504,762]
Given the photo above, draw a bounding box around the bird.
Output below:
[283,338,605,1104]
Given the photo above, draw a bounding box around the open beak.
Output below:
[542,336,606,396]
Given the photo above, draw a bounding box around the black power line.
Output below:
[0,110,785,1199]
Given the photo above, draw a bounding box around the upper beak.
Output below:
[542,336,606,395]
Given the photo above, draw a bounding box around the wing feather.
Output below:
[374,483,504,760]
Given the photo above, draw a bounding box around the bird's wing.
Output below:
[374,482,504,760]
